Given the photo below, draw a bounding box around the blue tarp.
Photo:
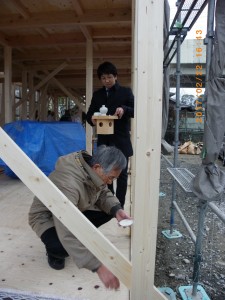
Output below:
[0,120,86,178]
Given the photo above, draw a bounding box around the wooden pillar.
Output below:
[28,71,35,120]
[4,46,12,124]
[53,95,58,121]
[85,39,93,154]
[131,0,166,299]
[21,70,28,120]
[130,0,136,211]
[39,84,48,121]
[0,83,3,125]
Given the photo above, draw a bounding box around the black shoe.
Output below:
[47,254,65,270]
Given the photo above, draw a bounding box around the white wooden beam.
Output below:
[85,39,93,154]
[71,0,93,41]
[21,70,27,119]
[12,47,131,63]
[0,32,9,47]
[39,83,49,121]
[7,30,131,48]
[28,71,35,120]
[0,9,131,30]
[0,84,3,126]
[33,62,68,92]
[50,77,85,112]
[131,0,166,299]
[0,127,132,288]
[30,71,85,112]
[14,62,68,110]
[5,0,30,19]
[4,46,12,123]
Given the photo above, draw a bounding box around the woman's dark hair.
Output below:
[97,62,118,79]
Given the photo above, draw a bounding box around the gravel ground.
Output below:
[155,154,225,300]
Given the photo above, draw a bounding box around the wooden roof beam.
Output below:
[71,0,95,53]
[13,62,68,109]
[71,0,90,36]
[20,59,131,71]
[7,32,85,47]
[49,76,86,112]
[0,9,131,29]
[93,28,131,38]
[13,48,131,61]
[6,33,129,48]
[5,0,30,19]
[36,28,49,39]
[0,32,9,47]
[3,1,52,49]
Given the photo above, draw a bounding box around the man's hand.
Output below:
[115,209,132,222]
[114,107,124,119]
[96,264,120,290]
[91,116,96,125]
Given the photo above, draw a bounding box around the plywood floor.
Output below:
[0,174,131,300]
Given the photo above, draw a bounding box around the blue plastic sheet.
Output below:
[0,120,86,178]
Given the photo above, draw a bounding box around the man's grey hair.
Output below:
[90,145,127,174]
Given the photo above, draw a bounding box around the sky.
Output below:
[167,0,208,96]
[168,0,208,39]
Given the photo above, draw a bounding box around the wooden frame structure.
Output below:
[0,0,166,299]
[131,0,166,298]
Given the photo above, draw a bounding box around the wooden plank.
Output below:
[0,32,9,46]
[4,46,12,123]
[13,62,68,110]
[0,127,132,288]
[33,61,68,92]
[39,83,49,121]
[85,38,93,154]
[0,174,129,299]
[131,0,167,299]
[0,9,131,29]
[50,77,85,112]
[28,71,35,119]
[7,32,131,48]
[7,0,30,19]
[21,70,28,119]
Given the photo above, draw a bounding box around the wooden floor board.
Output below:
[0,174,130,300]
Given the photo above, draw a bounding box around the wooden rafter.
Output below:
[0,9,131,29]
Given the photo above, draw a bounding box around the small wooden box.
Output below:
[92,115,118,134]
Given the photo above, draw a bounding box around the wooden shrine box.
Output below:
[92,115,118,134]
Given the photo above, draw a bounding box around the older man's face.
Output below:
[94,165,121,185]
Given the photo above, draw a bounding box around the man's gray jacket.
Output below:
[29,150,121,271]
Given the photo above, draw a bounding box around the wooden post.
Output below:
[28,71,35,119]
[53,95,58,121]
[0,127,132,288]
[0,83,3,125]
[39,84,48,121]
[21,70,28,120]
[86,38,93,154]
[50,77,85,112]
[131,0,166,299]
[4,46,12,124]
